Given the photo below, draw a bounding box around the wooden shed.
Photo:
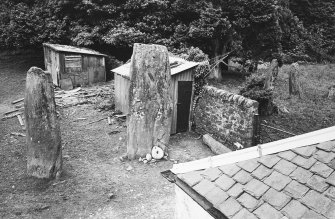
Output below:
[43,43,107,90]
[112,56,198,134]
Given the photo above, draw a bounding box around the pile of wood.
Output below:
[1,98,26,129]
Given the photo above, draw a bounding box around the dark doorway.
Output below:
[177,81,193,133]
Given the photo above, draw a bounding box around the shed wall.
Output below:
[44,47,60,85]
[114,73,130,113]
[43,44,106,87]
[170,68,194,134]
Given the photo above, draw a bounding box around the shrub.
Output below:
[240,74,277,116]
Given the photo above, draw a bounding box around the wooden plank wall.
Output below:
[114,74,130,114]
[170,68,194,134]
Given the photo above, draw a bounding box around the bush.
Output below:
[240,74,277,116]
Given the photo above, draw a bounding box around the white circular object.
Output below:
[152,146,164,160]
[146,153,152,161]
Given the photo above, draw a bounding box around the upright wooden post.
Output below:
[24,67,62,178]
[289,63,303,98]
[127,43,172,159]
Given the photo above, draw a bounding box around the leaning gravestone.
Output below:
[24,67,62,178]
[127,43,172,159]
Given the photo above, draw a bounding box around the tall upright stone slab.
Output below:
[24,67,62,178]
[127,43,172,159]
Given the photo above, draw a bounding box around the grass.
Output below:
[211,64,335,142]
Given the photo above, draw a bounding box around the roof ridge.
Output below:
[171,126,335,174]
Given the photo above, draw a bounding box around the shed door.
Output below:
[177,81,193,133]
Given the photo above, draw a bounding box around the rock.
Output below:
[107,193,115,200]
[143,159,148,164]
[139,157,143,162]
[126,165,133,171]
[146,153,152,161]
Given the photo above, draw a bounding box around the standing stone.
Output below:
[264,59,279,90]
[327,85,335,101]
[289,63,304,98]
[127,44,172,159]
[24,67,62,178]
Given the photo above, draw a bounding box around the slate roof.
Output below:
[111,56,198,78]
[177,140,335,219]
[43,43,107,56]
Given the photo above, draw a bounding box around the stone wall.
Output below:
[194,85,259,149]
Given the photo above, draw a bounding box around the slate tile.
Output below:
[306,174,329,192]
[258,155,281,168]
[325,186,335,200]
[232,208,257,219]
[291,156,317,169]
[237,192,261,211]
[262,188,291,210]
[273,159,297,175]
[201,167,222,181]
[204,185,229,207]
[179,171,203,187]
[302,210,327,219]
[301,190,331,214]
[290,167,313,184]
[244,178,269,199]
[324,201,335,219]
[282,200,308,219]
[193,179,216,196]
[278,150,297,160]
[284,180,309,199]
[293,145,316,158]
[219,164,241,177]
[310,161,333,178]
[215,174,236,191]
[328,158,335,169]
[227,183,244,198]
[326,172,335,187]
[314,150,335,164]
[237,158,260,172]
[254,203,283,219]
[218,197,242,218]
[264,171,291,191]
[251,164,272,180]
[233,170,253,185]
[317,141,335,152]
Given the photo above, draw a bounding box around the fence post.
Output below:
[252,114,261,146]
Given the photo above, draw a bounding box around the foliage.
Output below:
[240,74,276,116]
[0,0,334,63]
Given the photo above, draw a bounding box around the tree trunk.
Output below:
[24,67,62,179]
[202,134,231,155]
[209,39,224,80]
[264,59,279,90]
[127,44,173,159]
[289,63,303,98]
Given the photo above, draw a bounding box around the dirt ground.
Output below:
[0,53,213,218]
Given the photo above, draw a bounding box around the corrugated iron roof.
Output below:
[111,56,198,78]
[43,43,107,56]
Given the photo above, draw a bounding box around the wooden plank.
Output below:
[4,109,19,115]
[171,126,335,174]
[17,114,24,126]
[12,98,24,104]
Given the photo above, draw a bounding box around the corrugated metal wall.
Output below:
[114,74,130,113]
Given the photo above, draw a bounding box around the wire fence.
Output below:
[253,114,296,145]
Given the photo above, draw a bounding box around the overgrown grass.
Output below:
[211,64,335,141]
